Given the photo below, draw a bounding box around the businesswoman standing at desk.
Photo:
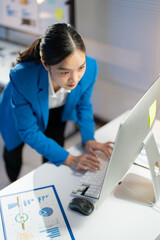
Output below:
[0,23,112,182]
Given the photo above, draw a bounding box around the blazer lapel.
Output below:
[38,66,49,129]
[62,84,81,121]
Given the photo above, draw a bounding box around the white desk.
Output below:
[0,112,160,240]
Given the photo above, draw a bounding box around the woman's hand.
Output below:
[63,140,114,171]
[84,140,114,159]
[64,153,101,171]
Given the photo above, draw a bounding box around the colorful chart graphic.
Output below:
[40,227,61,238]
[15,212,28,223]
[23,198,34,206]
[8,198,35,209]
[39,207,53,217]
[38,195,49,203]
[8,202,17,210]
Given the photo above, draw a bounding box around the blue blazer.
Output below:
[0,56,98,165]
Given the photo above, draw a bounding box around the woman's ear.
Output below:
[41,58,49,71]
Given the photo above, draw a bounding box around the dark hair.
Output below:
[16,23,86,65]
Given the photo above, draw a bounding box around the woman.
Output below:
[0,23,112,182]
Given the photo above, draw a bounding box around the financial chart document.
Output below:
[0,185,74,240]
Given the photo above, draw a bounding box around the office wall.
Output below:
[0,1,70,36]
[0,0,70,45]
[1,1,160,121]
[75,0,160,120]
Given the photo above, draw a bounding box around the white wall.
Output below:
[75,0,160,120]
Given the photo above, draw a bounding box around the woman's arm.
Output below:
[10,75,69,165]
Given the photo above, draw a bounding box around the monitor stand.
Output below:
[143,131,160,203]
[114,131,160,206]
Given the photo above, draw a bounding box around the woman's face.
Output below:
[44,49,86,92]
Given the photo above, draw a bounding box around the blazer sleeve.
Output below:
[10,73,69,166]
[77,58,98,143]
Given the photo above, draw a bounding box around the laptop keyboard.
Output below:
[72,151,109,199]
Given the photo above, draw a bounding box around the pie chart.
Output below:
[39,207,53,217]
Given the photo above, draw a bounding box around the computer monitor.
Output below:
[98,76,160,208]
